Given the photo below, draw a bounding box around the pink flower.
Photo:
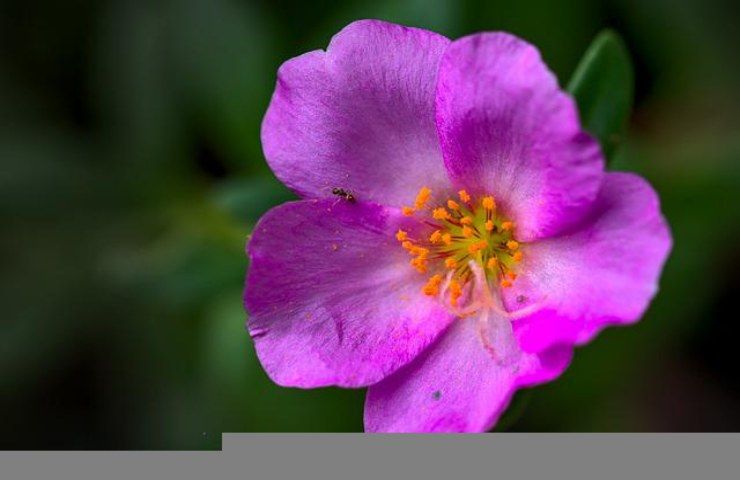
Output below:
[244,20,671,432]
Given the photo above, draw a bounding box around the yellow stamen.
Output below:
[432,207,450,221]
[422,284,439,296]
[449,280,462,306]
[406,245,426,257]
[402,206,415,216]
[468,240,488,254]
[414,186,432,210]
[422,274,443,296]
[397,189,523,304]
[410,257,427,273]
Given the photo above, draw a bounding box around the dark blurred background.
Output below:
[1,0,739,449]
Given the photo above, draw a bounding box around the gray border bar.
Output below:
[2,434,739,479]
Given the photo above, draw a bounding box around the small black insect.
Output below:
[331,187,356,202]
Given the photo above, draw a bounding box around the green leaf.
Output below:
[567,30,635,161]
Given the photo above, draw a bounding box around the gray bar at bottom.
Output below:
[2,433,739,480]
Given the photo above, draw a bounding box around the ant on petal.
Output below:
[331,187,356,203]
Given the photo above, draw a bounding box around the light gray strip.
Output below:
[224,433,740,479]
[3,434,740,480]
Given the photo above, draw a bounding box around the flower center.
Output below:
[396,187,523,312]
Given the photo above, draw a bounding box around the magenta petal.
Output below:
[261,20,451,207]
[435,32,604,241]
[506,173,673,353]
[364,315,572,432]
[244,200,454,388]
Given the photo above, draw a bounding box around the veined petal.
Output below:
[435,32,604,241]
[506,173,673,353]
[261,20,450,207]
[364,312,572,432]
[245,199,454,388]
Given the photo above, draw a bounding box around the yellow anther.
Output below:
[422,274,443,296]
[414,186,432,209]
[401,240,414,251]
[414,247,430,259]
[506,271,517,280]
[501,221,514,231]
[458,190,471,203]
[462,226,475,238]
[395,229,408,242]
[410,257,428,273]
[513,251,523,262]
[500,279,513,288]
[486,257,498,269]
[422,284,438,296]
[449,280,463,307]
[402,206,415,216]
[442,233,452,245]
[447,199,460,211]
[506,240,519,251]
[432,207,450,221]
[445,258,457,269]
[468,240,488,254]
[460,216,473,225]
[485,220,494,231]
[482,196,496,210]
[429,230,442,243]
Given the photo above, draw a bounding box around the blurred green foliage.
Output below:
[568,30,634,160]
[2,0,740,448]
